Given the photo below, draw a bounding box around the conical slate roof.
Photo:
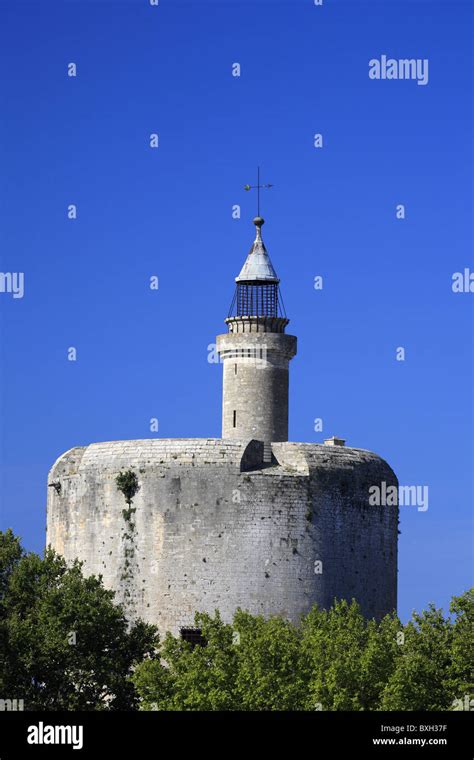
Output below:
[235,217,279,283]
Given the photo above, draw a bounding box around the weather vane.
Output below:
[244,166,273,217]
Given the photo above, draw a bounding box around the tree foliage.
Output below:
[1,530,471,712]
[133,592,473,711]
[0,530,158,710]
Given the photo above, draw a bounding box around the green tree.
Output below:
[233,609,307,710]
[0,531,158,710]
[359,613,403,709]
[134,611,238,710]
[300,599,401,710]
[448,589,474,703]
[380,605,454,710]
[133,596,473,712]
[133,609,308,710]
[0,529,24,696]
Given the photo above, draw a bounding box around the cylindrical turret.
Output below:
[217,217,297,450]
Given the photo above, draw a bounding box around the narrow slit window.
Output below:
[234,363,237,375]
[233,410,237,428]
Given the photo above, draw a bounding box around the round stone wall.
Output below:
[46,438,398,634]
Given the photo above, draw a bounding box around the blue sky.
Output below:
[0,0,472,622]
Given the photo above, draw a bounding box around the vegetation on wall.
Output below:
[116,470,140,523]
[116,470,141,614]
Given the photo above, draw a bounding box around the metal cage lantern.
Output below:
[228,281,286,318]
[227,216,286,319]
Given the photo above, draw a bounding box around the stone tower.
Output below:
[46,213,399,635]
[216,217,296,458]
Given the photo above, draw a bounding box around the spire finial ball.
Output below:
[253,216,265,227]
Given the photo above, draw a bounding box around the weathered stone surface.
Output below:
[46,438,398,634]
[216,332,297,442]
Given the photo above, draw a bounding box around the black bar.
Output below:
[0,711,471,758]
